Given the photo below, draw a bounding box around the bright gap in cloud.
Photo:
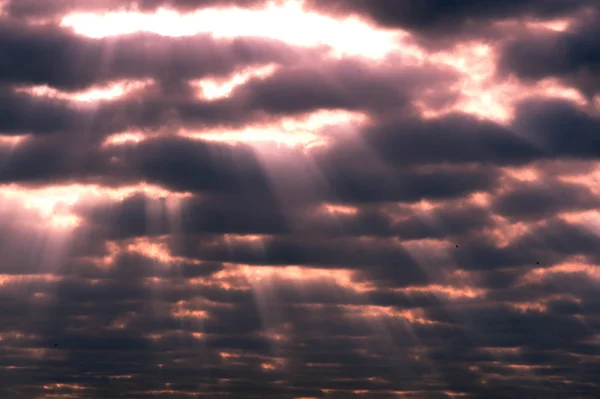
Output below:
[397,284,487,300]
[0,274,62,287]
[0,183,190,230]
[102,110,368,149]
[190,64,279,101]
[212,263,374,293]
[14,80,153,102]
[495,18,573,33]
[322,204,359,215]
[126,237,199,265]
[413,42,588,123]
[338,305,440,325]
[520,258,600,285]
[0,135,27,146]
[60,0,402,59]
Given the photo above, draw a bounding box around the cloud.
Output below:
[3,0,274,19]
[1,1,600,398]
[499,10,600,97]
[302,0,593,41]
[0,21,306,91]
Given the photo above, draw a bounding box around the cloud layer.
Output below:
[1,1,600,398]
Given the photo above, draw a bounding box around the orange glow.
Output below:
[14,80,152,102]
[0,332,37,342]
[494,17,572,33]
[172,309,209,319]
[469,192,492,207]
[520,261,600,284]
[339,305,439,324]
[0,274,62,286]
[560,210,600,240]
[483,347,522,355]
[510,294,581,313]
[0,135,27,146]
[190,64,278,100]
[511,302,547,313]
[322,204,359,215]
[486,216,531,248]
[507,18,571,32]
[398,284,487,300]
[390,392,427,397]
[101,131,149,147]
[44,383,88,390]
[502,166,541,182]
[444,393,469,398]
[261,363,275,370]
[559,164,600,195]
[126,238,178,264]
[224,234,268,242]
[415,199,436,212]
[221,264,374,292]
[61,1,401,59]
[219,351,243,359]
[261,358,285,370]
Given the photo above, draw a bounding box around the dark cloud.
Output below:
[235,59,455,115]
[0,21,308,91]
[491,178,600,220]
[500,11,600,97]
[3,0,275,19]
[303,0,593,41]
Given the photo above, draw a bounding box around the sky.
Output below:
[1,0,600,398]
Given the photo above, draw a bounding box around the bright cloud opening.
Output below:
[61,1,402,59]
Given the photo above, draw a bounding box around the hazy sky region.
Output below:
[1,1,600,398]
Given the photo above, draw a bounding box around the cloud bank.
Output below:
[1,1,600,398]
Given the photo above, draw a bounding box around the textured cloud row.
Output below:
[1,1,600,398]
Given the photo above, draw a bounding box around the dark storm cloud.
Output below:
[491,178,600,221]
[99,132,500,202]
[511,218,600,263]
[393,203,494,240]
[0,20,307,91]
[449,216,600,273]
[0,83,226,137]
[0,53,452,138]
[510,98,600,158]
[167,234,435,287]
[3,0,274,19]
[500,10,600,97]
[0,135,128,184]
[303,0,593,40]
[235,58,456,115]
[124,136,272,193]
[355,113,542,166]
